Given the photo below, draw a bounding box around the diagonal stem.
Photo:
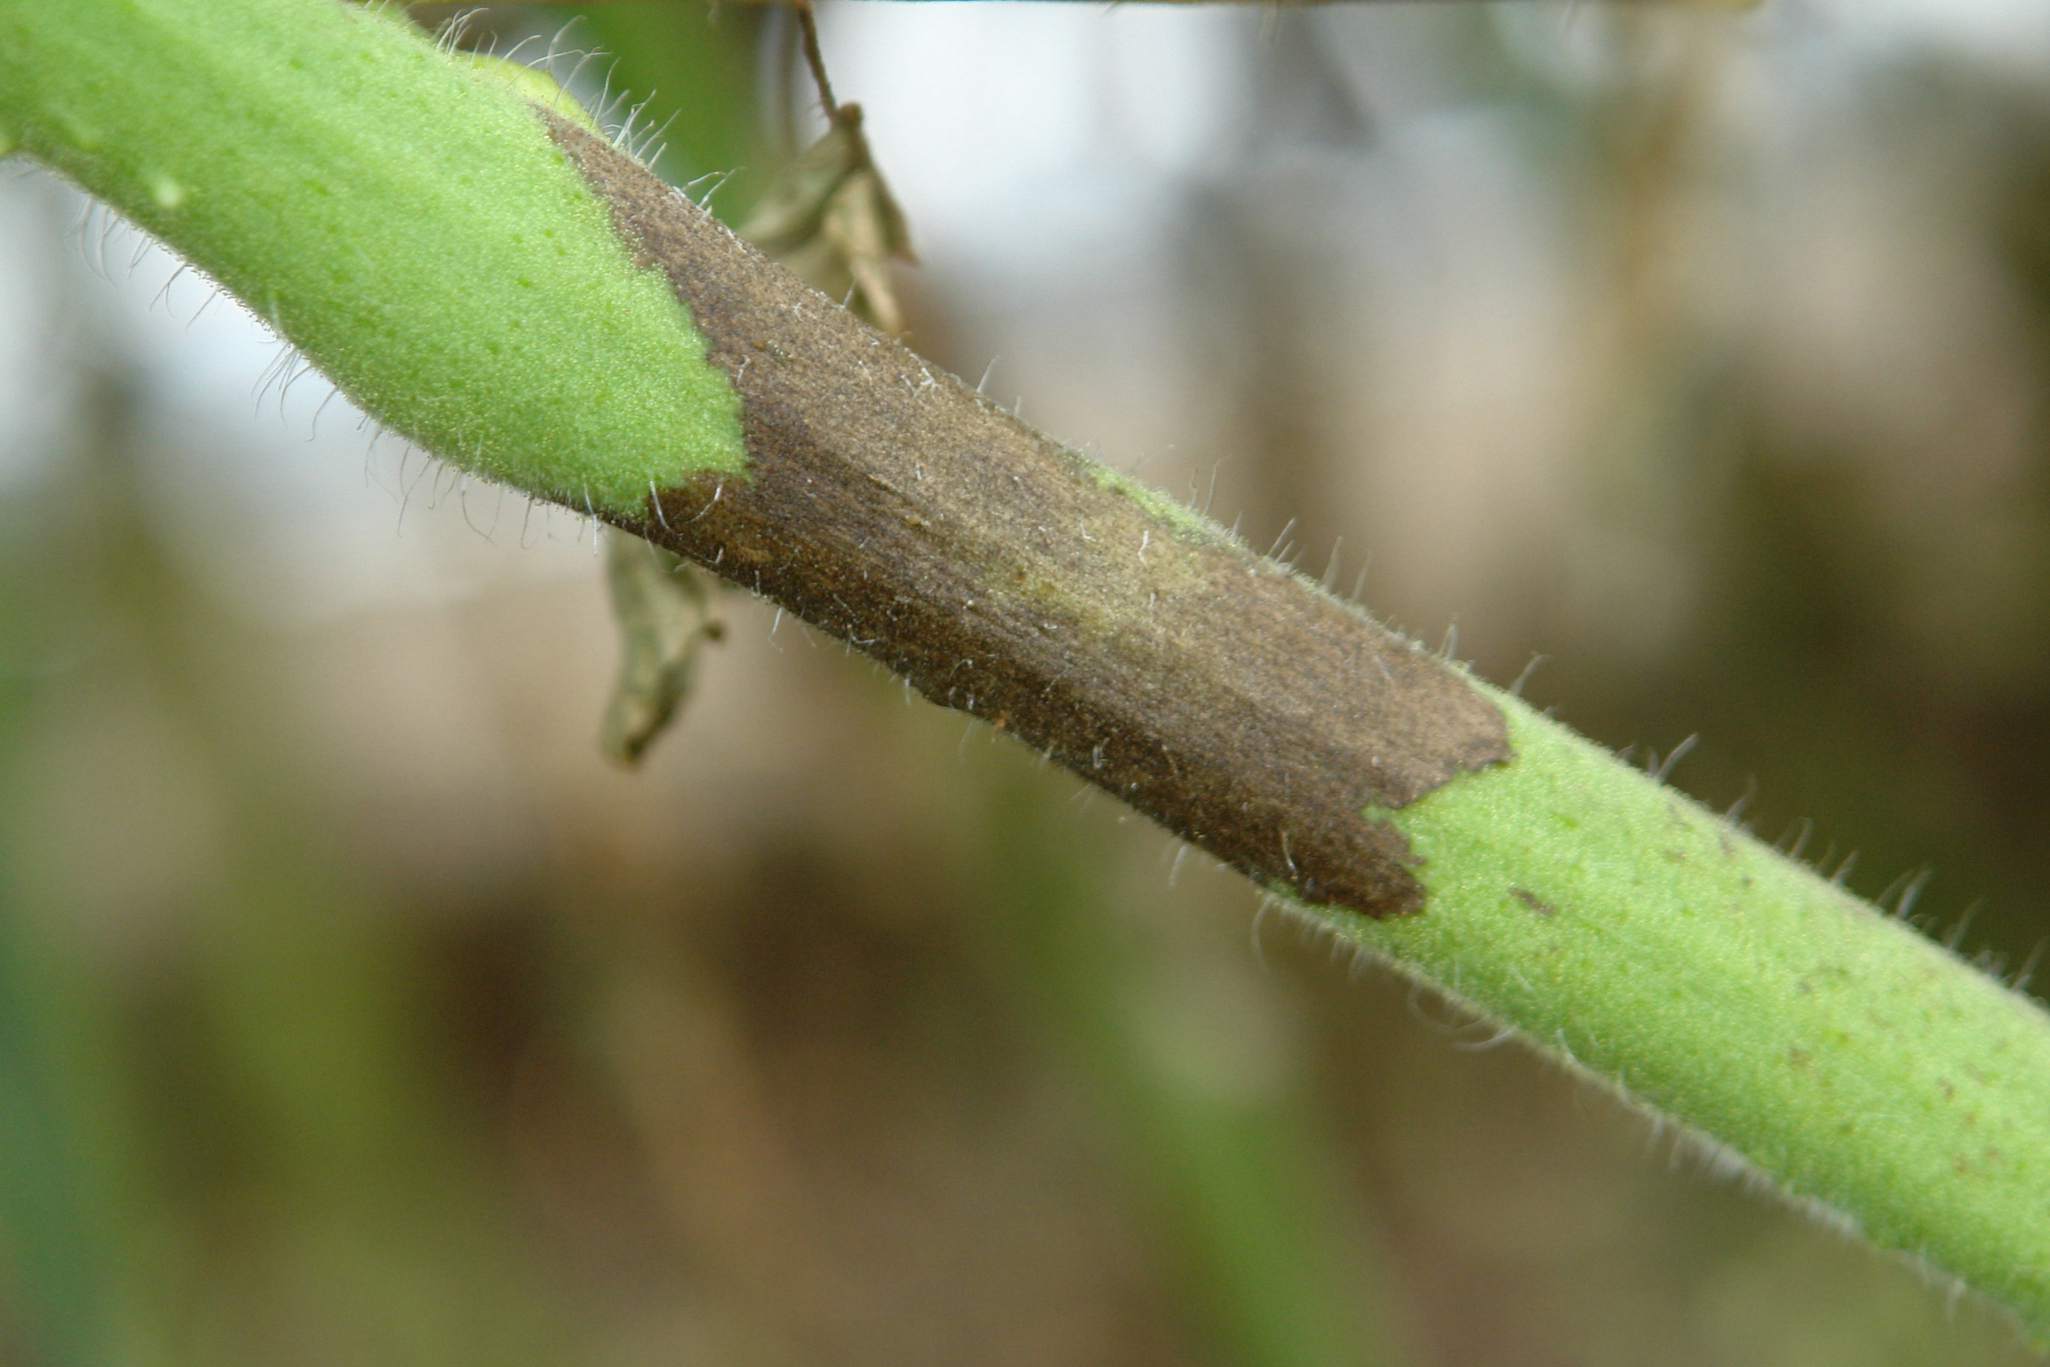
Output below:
[2,0,2046,1341]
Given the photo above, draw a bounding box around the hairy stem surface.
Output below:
[4,0,2047,1339]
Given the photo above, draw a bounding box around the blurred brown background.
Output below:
[3,2,2048,1363]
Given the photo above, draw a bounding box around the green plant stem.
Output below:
[4,0,2047,1340]
[0,0,746,513]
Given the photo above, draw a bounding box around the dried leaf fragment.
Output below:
[601,536,726,766]
[739,103,915,336]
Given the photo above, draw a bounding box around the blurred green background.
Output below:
[2,2,2048,1363]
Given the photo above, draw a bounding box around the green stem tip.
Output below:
[0,0,747,514]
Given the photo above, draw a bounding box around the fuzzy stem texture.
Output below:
[3,0,2047,1341]
[0,0,746,512]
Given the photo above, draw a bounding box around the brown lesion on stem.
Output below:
[544,114,1510,918]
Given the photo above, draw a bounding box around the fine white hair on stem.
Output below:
[542,14,587,70]
[1452,1022,1518,1053]
[361,424,388,496]
[276,353,320,417]
[394,443,432,534]
[1651,733,1698,782]
[188,284,226,328]
[1508,653,1546,698]
[1204,456,1229,517]
[1402,976,1479,1038]
[150,259,190,313]
[558,45,605,99]
[679,168,724,197]
[1166,841,1190,889]
[70,199,103,278]
[1944,900,1981,952]
[2012,939,2047,993]
[635,111,678,164]
[1265,516,1298,561]
[1725,778,1757,830]
[693,169,738,212]
[433,7,483,57]
[497,31,543,69]
[457,474,498,543]
[1894,868,1932,921]
[611,90,654,152]
[250,341,294,416]
[98,201,124,279]
[686,480,723,524]
[309,383,344,442]
[429,461,461,511]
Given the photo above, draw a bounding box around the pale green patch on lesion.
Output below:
[1078,458,1234,549]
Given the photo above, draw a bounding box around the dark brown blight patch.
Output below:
[544,114,1511,918]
